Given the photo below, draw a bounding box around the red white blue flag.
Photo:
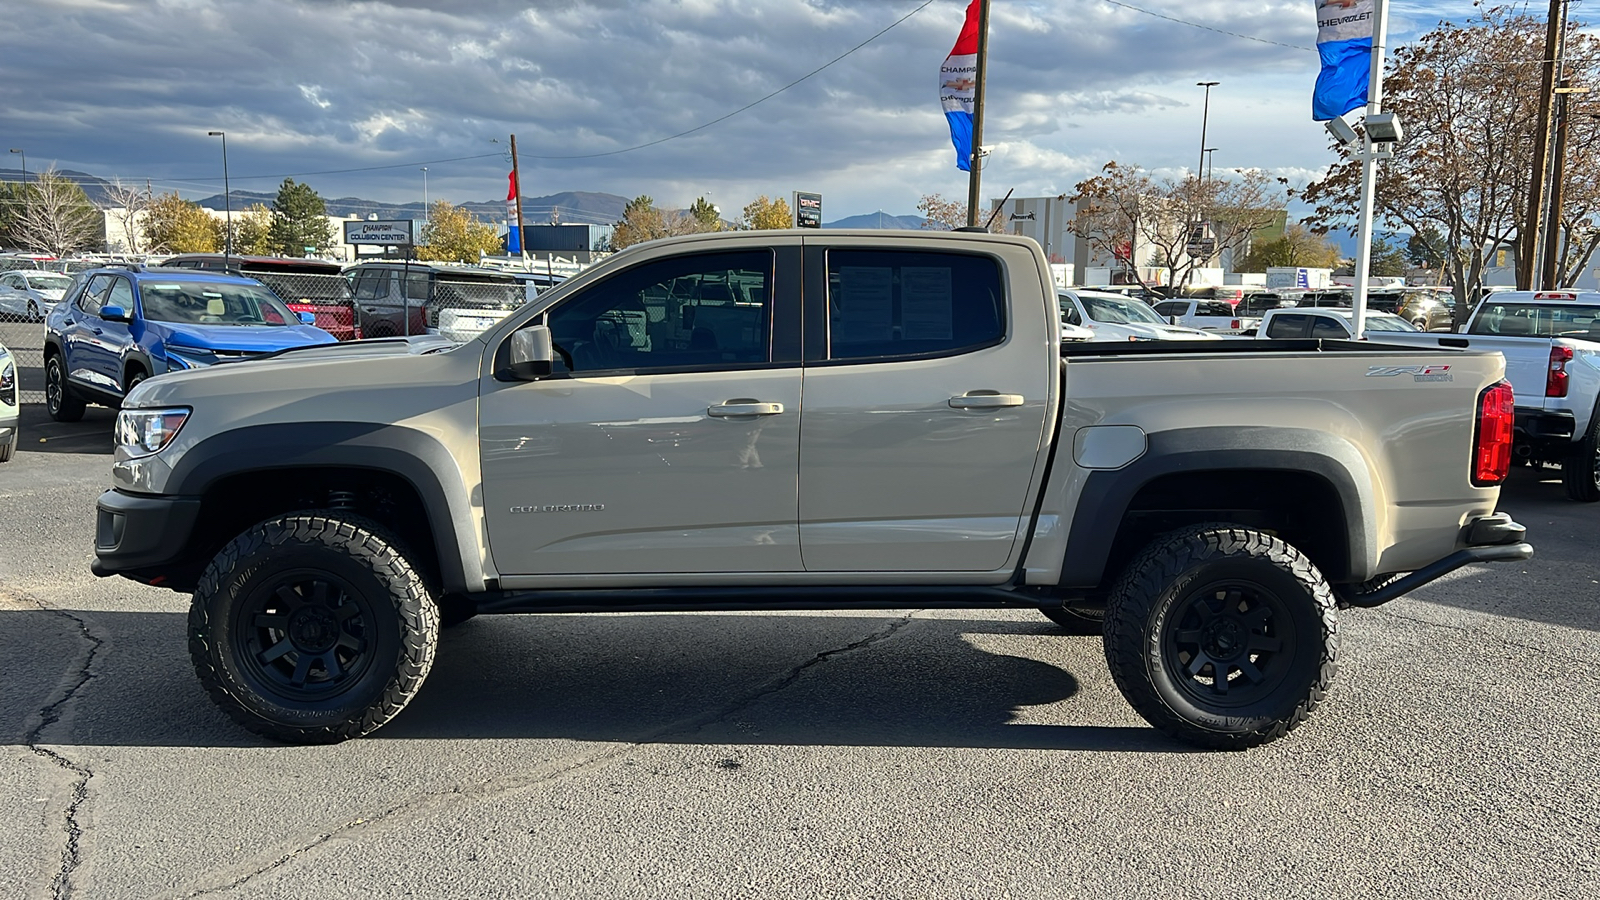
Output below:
[506,171,521,254]
[940,0,981,171]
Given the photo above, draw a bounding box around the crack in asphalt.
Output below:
[9,589,105,900]
[182,611,919,896]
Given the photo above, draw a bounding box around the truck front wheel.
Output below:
[1103,524,1339,750]
[188,513,439,743]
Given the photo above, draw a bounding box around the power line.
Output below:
[1096,0,1314,52]
[519,0,941,159]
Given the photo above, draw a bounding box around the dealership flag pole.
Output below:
[1350,0,1388,339]
[965,0,991,227]
[510,134,529,266]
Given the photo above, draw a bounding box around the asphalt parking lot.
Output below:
[1,418,1596,899]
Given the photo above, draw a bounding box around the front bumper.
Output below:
[91,489,201,579]
[1338,513,1533,608]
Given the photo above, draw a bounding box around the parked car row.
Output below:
[0,270,76,322]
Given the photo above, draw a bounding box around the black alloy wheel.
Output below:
[232,570,379,703]
[1162,582,1295,709]
[45,356,86,422]
[1563,406,1600,502]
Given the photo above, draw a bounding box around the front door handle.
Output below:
[948,392,1024,409]
[708,400,785,417]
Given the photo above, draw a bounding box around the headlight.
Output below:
[115,407,190,456]
[0,360,14,406]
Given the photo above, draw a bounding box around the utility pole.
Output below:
[964,0,991,227]
[1521,0,1568,290]
[509,134,528,262]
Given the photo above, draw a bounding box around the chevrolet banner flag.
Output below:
[1313,0,1375,121]
[940,0,981,171]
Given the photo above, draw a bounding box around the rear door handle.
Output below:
[948,392,1024,409]
[708,401,785,417]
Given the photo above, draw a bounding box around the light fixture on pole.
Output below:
[1196,81,1220,179]
[420,167,429,230]
[7,148,25,183]
[206,131,232,265]
[1204,147,1219,182]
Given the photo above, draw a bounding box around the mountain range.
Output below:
[0,167,930,230]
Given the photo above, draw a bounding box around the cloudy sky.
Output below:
[3,0,1465,222]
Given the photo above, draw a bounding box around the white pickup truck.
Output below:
[1152,298,1260,334]
[91,230,1532,750]
[1371,291,1600,501]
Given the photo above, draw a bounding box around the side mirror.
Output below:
[298,311,317,325]
[101,305,131,323]
[507,325,554,380]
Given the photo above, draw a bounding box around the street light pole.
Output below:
[1204,147,1219,182]
[421,167,429,230]
[7,148,24,183]
[206,131,232,265]
[1196,82,1219,180]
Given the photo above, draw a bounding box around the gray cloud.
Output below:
[0,0,1439,217]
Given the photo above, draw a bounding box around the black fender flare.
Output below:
[1058,426,1376,588]
[165,421,480,593]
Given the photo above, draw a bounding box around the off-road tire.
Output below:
[1103,523,1339,750]
[45,355,86,423]
[0,433,14,463]
[1561,409,1600,502]
[188,512,439,743]
[122,369,147,406]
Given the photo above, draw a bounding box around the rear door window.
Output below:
[824,250,1004,361]
[1265,313,1310,339]
[1310,316,1351,339]
[1153,301,1187,317]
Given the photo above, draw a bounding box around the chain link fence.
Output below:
[0,265,73,404]
[228,271,359,342]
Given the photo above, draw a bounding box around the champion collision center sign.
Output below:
[343,219,415,246]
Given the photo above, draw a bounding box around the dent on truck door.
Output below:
[798,247,1051,572]
[479,246,805,575]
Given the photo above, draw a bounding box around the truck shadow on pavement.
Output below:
[5,608,1188,751]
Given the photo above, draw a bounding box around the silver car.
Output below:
[0,270,75,322]
[0,341,17,462]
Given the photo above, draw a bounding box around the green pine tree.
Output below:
[267,178,335,257]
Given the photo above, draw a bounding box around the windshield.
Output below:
[139,282,300,326]
[1468,303,1600,338]
[1072,293,1166,325]
[25,273,73,291]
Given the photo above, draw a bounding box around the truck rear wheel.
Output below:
[188,512,439,743]
[1561,412,1600,502]
[1103,524,1338,750]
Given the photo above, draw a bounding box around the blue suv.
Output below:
[43,266,337,421]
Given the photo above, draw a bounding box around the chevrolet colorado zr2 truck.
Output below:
[91,230,1532,749]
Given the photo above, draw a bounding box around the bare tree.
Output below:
[916,193,1004,232]
[1072,162,1286,290]
[104,178,151,254]
[12,168,103,257]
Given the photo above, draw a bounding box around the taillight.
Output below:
[1547,345,1573,398]
[1231,319,1241,329]
[1472,381,1515,486]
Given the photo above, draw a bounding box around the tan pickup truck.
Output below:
[92,230,1531,749]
